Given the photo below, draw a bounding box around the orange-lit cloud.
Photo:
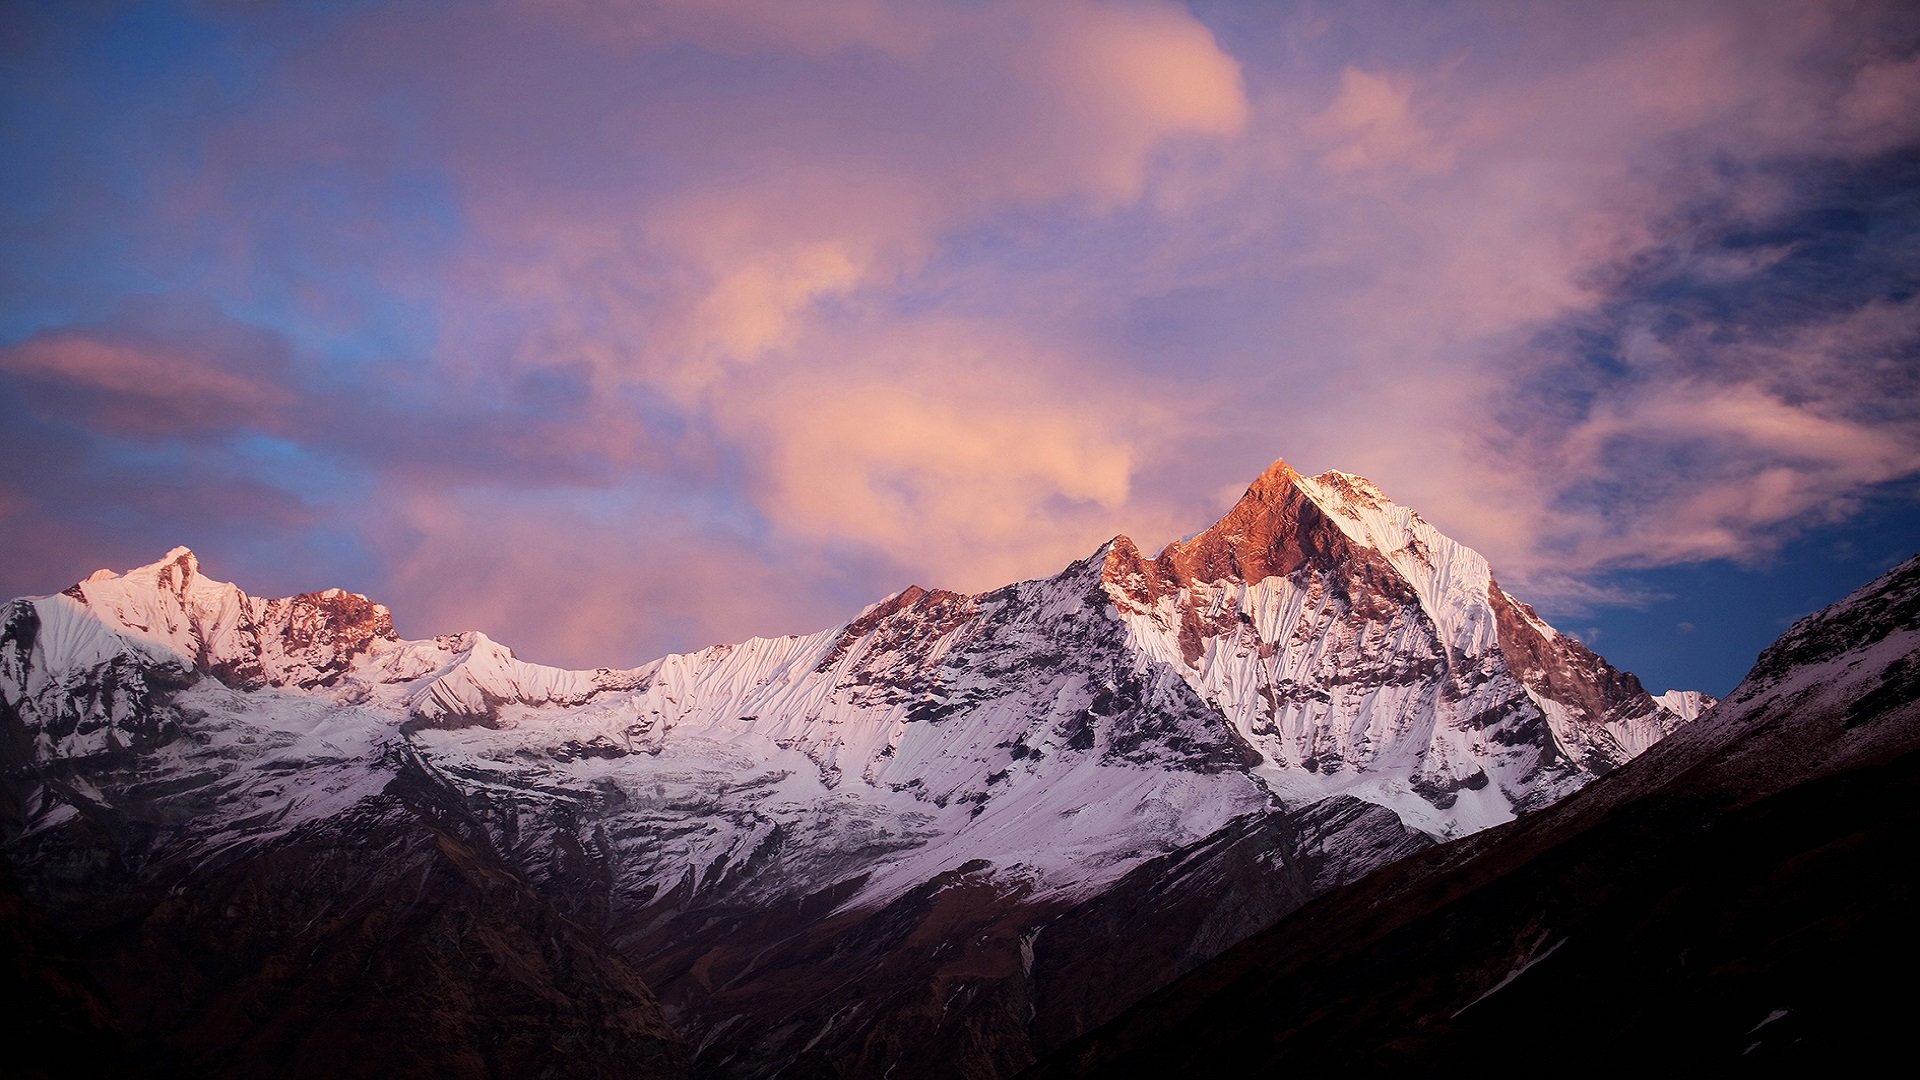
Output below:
[715,318,1164,592]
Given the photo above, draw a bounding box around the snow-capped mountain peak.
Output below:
[1,458,1729,1079]
[1093,459,1696,833]
[5,461,1708,909]
[1293,466,1498,656]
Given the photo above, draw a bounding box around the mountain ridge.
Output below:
[11,460,1703,844]
[2,457,1714,1078]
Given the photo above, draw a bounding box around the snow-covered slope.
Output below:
[1653,688,1715,722]
[0,459,1708,1079]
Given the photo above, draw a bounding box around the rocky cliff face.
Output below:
[1,460,1704,1078]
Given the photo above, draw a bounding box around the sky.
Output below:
[3,0,1917,696]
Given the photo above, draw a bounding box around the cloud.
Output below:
[0,309,295,439]
[395,0,1250,592]
[4,0,1918,668]
[716,317,1160,591]
[0,385,334,608]
[1541,295,1920,569]
[1311,68,1454,175]
[518,0,930,57]
[364,484,864,667]
[426,0,1247,392]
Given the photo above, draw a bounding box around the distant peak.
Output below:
[1306,469,1394,509]
[83,546,249,601]
[1246,458,1304,497]
[124,546,199,577]
[1169,459,1315,547]
[116,545,204,585]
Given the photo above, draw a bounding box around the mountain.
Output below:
[1035,553,1920,1074]
[1,459,1702,1077]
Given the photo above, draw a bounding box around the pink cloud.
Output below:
[438,0,1247,392]
[1837,54,1920,151]
[1311,68,1454,175]
[715,317,1169,593]
[365,484,857,667]
[0,323,294,438]
[351,0,1254,606]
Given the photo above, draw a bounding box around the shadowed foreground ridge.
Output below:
[0,746,691,1079]
[1035,554,1920,1074]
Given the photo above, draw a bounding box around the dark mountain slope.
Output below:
[1,748,690,1079]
